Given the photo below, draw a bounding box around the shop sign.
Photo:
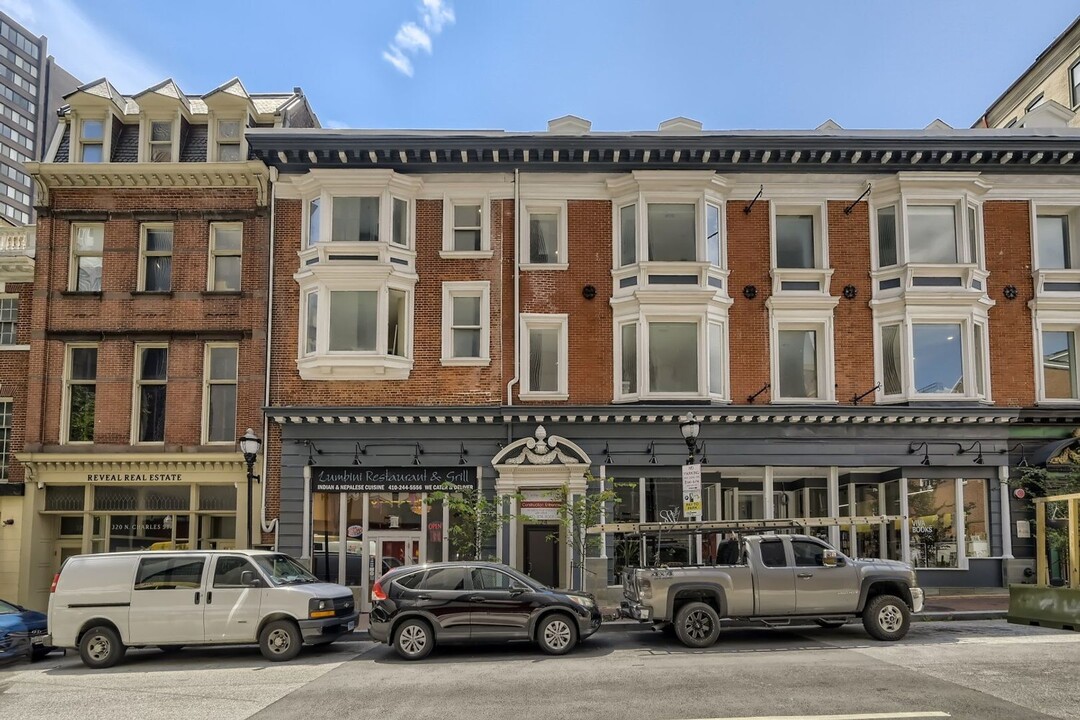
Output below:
[87,473,185,483]
[521,491,561,521]
[1016,520,1031,539]
[682,463,702,518]
[428,521,443,543]
[311,466,477,493]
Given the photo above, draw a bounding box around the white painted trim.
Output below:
[998,466,1013,560]
[201,342,239,445]
[769,199,830,270]
[769,318,837,403]
[1031,319,1080,403]
[68,222,104,292]
[441,280,491,366]
[519,313,569,401]
[521,200,568,268]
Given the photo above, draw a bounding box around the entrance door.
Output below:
[523,525,559,588]
[370,536,420,583]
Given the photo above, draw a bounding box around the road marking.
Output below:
[680,713,950,720]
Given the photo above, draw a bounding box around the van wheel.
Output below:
[393,618,434,660]
[674,601,721,648]
[537,613,578,655]
[79,625,126,669]
[863,594,911,641]
[259,620,302,661]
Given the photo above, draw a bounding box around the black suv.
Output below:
[368,562,602,660]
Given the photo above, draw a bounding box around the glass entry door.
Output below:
[370,535,420,583]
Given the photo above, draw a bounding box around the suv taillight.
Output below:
[50,572,60,593]
[371,580,387,601]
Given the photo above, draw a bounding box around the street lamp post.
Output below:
[679,412,701,465]
[238,428,262,549]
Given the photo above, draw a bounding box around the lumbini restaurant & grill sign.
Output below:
[310,466,478,493]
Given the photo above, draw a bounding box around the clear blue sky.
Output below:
[9,0,1080,131]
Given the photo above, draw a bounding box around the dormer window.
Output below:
[149,120,173,162]
[216,119,242,162]
[80,119,104,162]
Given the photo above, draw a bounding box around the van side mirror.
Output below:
[821,550,838,568]
[241,570,261,587]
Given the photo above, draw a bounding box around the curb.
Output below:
[915,610,1008,622]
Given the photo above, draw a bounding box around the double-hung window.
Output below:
[79,119,104,162]
[524,203,567,267]
[209,223,242,291]
[776,328,820,399]
[134,345,168,442]
[520,314,568,399]
[149,120,173,162]
[65,345,97,443]
[70,224,104,291]
[1040,329,1078,401]
[216,119,242,162]
[0,296,17,345]
[139,224,173,292]
[1035,211,1079,270]
[441,282,490,365]
[647,203,696,262]
[776,216,815,268]
[331,196,380,242]
[452,203,482,252]
[204,344,238,443]
[0,400,9,480]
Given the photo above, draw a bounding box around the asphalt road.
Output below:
[1,621,1078,720]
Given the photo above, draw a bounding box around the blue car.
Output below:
[0,598,53,662]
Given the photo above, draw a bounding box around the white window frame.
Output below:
[77,116,105,163]
[770,321,835,403]
[872,199,983,270]
[137,223,174,292]
[131,343,169,444]
[69,223,104,292]
[874,315,990,403]
[1031,203,1080,271]
[615,320,639,400]
[1033,322,1080,404]
[643,197,702,264]
[61,343,98,445]
[212,116,244,163]
[643,315,706,400]
[521,202,568,270]
[441,281,491,366]
[145,117,177,163]
[0,397,11,481]
[0,294,24,349]
[520,313,569,400]
[202,342,239,445]
[303,185,416,254]
[208,222,243,292]
[441,197,492,258]
[770,202,829,270]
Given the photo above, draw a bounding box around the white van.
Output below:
[47,549,358,668]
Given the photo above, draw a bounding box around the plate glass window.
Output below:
[136,347,168,442]
[620,204,636,266]
[1042,330,1077,400]
[454,203,482,252]
[141,225,173,292]
[80,119,103,162]
[205,346,238,443]
[71,224,103,291]
[528,327,560,392]
[649,322,697,393]
[648,203,695,262]
[778,329,817,398]
[216,120,242,162]
[332,197,379,242]
[329,291,378,351]
[451,295,482,358]
[210,224,242,291]
[776,216,814,268]
[1037,215,1072,269]
[149,121,173,162]
[529,211,559,264]
[67,346,97,442]
[912,324,963,394]
[0,297,17,344]
[907,206,957,264]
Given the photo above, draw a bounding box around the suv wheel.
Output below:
[259,620,303,661]
[78,625,126,669]
[862,594,911,641]
[674,601,721,648]
[537,613,578,655]
[394,618,434,660]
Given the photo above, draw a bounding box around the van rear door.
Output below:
[204,555,263,642]
[128,554,209,644]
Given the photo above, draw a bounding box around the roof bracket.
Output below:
[743,184,763,214]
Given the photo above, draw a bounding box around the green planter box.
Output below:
[1007,584,1080,632]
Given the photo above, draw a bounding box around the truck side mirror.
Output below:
[821,550,838,567]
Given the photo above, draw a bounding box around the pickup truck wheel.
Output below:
[862,594,911,641]
[674,602,721,648]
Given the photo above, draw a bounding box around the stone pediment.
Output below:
[492,426,590,467]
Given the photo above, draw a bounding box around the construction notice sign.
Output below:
[682,463,702,518]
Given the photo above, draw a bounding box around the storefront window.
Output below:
[610,478,642,584]
[963,479,990,558]
[368,493,422,531]
[45,486,84,512]
[426,498,445,564]
[645,478,690,564]
[908,479,958,568]
[344,493,365,585]
[312,492,340,582]
[884,480,903,560]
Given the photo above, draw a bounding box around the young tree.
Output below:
[426,484,519,561]
[545,472,620,591]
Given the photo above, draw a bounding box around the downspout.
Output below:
[505,168,521,411]
[260,166,279,546]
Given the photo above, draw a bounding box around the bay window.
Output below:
[876,317,989,401]
[908,205,958,264]
[620,204,636,266]
[648,322,697,393]
[647,203,696,262]
[332,197,379,242]
[620,323,637,395]
[615,314,727,401]
[328,291,378,351]
[873,200,982,269]
[1035,209,1080,270]
[1039,328,1078,401]
[913,323,964,394]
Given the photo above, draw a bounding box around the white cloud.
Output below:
[420,0,455,33]
[0,0,167,93]
[382,0,455,77]
[395,22,432,54]
[382,47,414,78]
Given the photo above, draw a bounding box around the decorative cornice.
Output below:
[16,451,248,474]
[26,161,271,207]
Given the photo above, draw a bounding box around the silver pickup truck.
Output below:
[621,533,924,647]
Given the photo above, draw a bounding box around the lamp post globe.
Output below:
[239,427,262,459]
[237,428,261,549]
[678,412,701,463]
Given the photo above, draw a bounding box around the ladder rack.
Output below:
[587,515,906,535]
